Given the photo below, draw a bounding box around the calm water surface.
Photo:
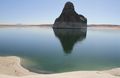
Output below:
[0,26,120,73]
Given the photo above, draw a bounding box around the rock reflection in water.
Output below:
[53,28,87,54]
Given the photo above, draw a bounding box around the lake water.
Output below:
[0,26,120,73]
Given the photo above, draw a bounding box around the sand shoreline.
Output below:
[0,56,120,78]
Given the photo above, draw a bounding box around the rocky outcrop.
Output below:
[53,2,87,28]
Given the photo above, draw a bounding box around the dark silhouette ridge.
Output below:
[53,1,87,28]
[53,28,87,54]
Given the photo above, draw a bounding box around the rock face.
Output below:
[53,2,87,28]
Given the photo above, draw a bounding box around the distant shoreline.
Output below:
[0,24,120,30]
[0,24,53,27]
[0,24,120,27]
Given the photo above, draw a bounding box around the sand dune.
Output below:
[0,56,120,78]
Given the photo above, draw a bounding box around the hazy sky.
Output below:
[0,0,120,25]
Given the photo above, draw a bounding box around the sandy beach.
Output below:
[0,56,120,78]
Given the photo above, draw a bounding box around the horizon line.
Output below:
[0,23,120,26]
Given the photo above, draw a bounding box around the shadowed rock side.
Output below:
[53,28,87,54]
[53,2,87,28]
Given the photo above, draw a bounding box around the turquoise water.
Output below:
[0,26,120,73]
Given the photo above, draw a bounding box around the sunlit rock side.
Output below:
[53,1,87,28]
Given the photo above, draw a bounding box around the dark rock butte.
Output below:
[53,1,87,28]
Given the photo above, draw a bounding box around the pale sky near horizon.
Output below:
[0,0,120,25]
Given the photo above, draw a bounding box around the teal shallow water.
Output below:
[0,26,120,73]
